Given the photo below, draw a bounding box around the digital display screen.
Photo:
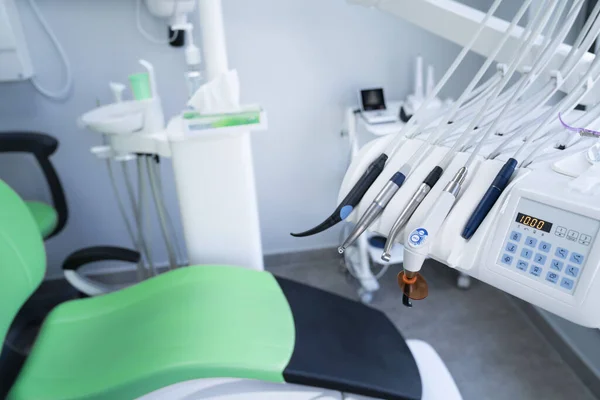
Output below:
[361,89,386,111]
[516,212,553,233]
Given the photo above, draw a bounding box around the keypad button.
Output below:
[555,247,568,260]
[517,260,529,271]
[521,248,533,260]
[538,241,551,253]
[560,277,574,291]
[529,265,543,277]
[566,265,580,278]
[505,242,517,254]
[567,230,579,242]
[510,231,522,242]
[546,271,559,284]
[525,236,537,248]
[555,226,567,237]
[534,253,547,265]
[579,234,592,246]
[550,259,564,272]
[500,254,513,266]
[569,252,584,265]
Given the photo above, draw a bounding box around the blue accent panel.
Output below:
[339,205,353,220]
[390,172,406,187]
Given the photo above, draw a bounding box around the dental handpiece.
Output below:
[338,171,406,253]
[291,153,388,237]
[461,158,517,240]
[381,167,443,262]
[403,167,467,273]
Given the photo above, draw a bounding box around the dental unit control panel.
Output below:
[337,135,600,329]
[496,199,598,296]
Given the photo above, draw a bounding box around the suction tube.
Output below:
[291,153,388,237]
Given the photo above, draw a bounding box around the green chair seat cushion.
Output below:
[25,201,58,239]
[8,266,296,400]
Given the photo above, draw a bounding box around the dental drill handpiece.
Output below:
[403,167,467,273]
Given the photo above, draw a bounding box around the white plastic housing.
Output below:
[340,136,600,328]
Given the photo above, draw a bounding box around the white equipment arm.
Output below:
[349,0,597,105]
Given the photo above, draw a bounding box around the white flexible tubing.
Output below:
[122,160,153,279]
[152,160,187,266]
[146,157,178,270]
[26,0,73,100]
[106,159,137,246]
[519,69,600,165]
[385,0,507,158]
[458,0,560,170]
[461,0,584,156]
[436,0,556,171]
[516,46,600,164]
[427,0,533,146]
[489,9,600,158]
[487,0,588,136]
[562,0,600,72]
[138,157,157,276]
[490,0,600,156]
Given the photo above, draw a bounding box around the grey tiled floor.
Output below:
[269,258,596,400]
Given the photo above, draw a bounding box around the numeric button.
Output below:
[538,241,551,253]
[555,226,567,237]
[555,247,568,260]
[521,248,533,260]
[579,234,592,246]
[525,236,537,248]
[534,253,547,265]
[567,230,579,242]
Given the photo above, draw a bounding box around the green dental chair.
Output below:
[0,179,449,400]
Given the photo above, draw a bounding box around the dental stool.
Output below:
[0,181,460,400]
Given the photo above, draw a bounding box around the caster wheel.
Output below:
[457,274,471,290]
[358,288,373,304]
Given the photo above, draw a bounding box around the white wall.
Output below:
[0,0,486,278]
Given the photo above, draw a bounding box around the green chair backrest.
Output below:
[0,180,46,344]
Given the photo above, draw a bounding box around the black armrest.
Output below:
[63,246,141,272]
[0,132,58,157]
[0,132,67,239]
